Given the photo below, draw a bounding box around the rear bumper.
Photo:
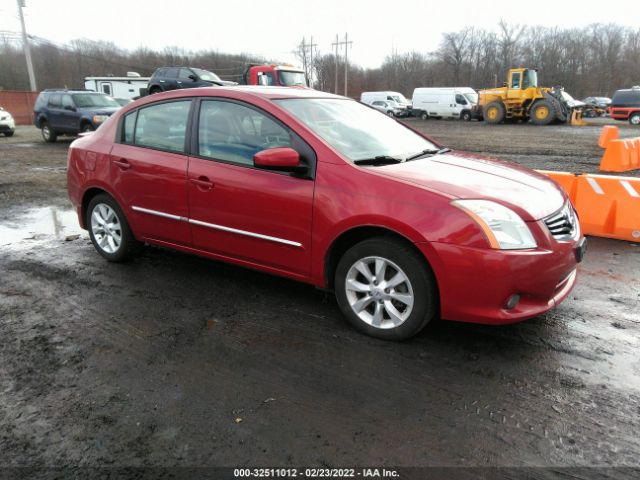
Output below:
[417,237,581,325]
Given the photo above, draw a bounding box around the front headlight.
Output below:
[92,115,109,124]
[453,199,537,250]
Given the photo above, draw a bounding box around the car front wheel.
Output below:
[630,113,640,126]
[334,237,437,340]
[87,194,141,262]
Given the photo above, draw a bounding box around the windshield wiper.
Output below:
[405,147,451,161]
[353,155,404,166]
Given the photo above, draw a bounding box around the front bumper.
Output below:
[0,122,15,133]
[417,234,583,325]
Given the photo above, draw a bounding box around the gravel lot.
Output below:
[1,123,639,478]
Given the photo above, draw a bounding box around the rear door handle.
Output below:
[112,158,131,170]
[190,176,214,190]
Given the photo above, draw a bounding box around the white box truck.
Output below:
[84,72,150,101]
[360,91,411,117]
[411,87,478,121]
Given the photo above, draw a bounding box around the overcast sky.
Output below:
[1,0,638,69]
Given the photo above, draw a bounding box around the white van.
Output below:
[411,87,478,120]
[360,91,411,108]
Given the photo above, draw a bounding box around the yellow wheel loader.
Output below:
[473,68,586,125]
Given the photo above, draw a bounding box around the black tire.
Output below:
[461,111,472,121]
[334,237,437,341]
[387,110,395,117]
[86,193,142,262]
[148,86,162,95]
[530,100,556,125]
[630,113,640,126]
[420,111,428,120]
[5,131,14,137]
[483,101,505,124]
[81,123,95,133]
[41,121,57,142]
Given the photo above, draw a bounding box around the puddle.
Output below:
[0,207,85,248]
[0,143,38,148]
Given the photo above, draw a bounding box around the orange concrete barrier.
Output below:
[538,170,640,242]
[600,138,640,172]
[598,125,619,148]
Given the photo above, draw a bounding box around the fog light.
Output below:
[505,294,520,310]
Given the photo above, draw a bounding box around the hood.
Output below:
[78,107,120,115]
[376,152,565,220]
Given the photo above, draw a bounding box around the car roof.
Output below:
[197,86,344,100]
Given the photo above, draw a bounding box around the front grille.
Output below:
[544,203,578,240]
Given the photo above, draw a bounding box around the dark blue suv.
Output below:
[33,89,121,142]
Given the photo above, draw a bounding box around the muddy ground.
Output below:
[1,124,639,478]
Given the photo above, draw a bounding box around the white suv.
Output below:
[0,107,15,137]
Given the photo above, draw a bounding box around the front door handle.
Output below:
[112,158,131,170]
[190,176,214,190]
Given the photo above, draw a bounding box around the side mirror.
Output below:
[254,148,306,173]
[188,74,198,81]
[64,105,76,111]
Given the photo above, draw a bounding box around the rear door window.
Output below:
[133,100,191,153]
[48,94,62,108]
[165,68,179,79]
[61,95,74,109]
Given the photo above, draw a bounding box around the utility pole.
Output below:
[331,33,353,96]
[16,0,37,91]
[331,34,339,94]
[308,35,317,88]
[343,33,352,97]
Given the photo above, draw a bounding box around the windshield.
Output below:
[72,94,120,108]
[522,70,538,89]
[464,93,478,104]
[277,98,436,161]
[278,70,307,87]
[192,68,221,82]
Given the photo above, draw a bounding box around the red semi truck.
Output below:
[242,64,307,87]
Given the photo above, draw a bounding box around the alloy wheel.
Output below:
[90,203,122,254]
[344,256,414,329]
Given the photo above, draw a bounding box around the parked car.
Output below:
[33,90,121,142]
[0,107,15,137]
[609,86,640,125]
[147,67,224,94]
[370,100,406,117]
[67,86,585,340]
[412,87,479,121]
[583,96,611,108]
[361,91,411,109]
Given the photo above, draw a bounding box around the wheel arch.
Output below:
[80,186,129,231]
[323,225,438,294]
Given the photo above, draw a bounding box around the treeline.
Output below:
[313,22,640,99]
[0,36,264,90]
[1,22,639,99]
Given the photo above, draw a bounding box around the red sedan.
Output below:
[67,87,586,340]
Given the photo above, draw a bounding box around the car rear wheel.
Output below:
[387,110,395,117]
[41,121,57,142]
[149,86,162,95]
[334,237,437,340]
[630,113,640,126]
[87,194,141,262]
[81,123,95,133]
[420,111,428,120]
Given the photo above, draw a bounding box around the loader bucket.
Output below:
[569,108,587,126]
